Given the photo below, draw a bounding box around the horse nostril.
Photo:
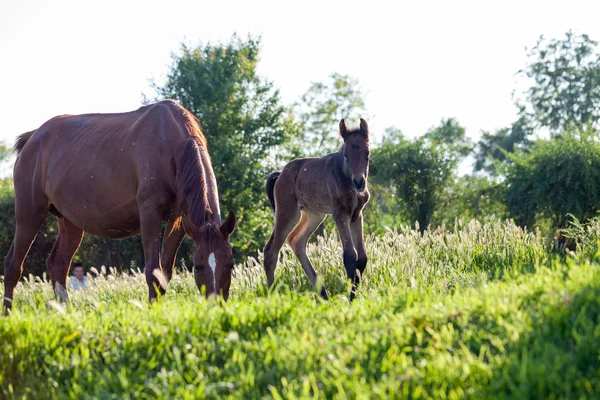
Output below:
[353,178,365,191]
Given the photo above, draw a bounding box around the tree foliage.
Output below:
[474,115,532,176]
[368,124,458,233]
[518,30,600,134]
[291,73,368,156]
[505,129,600,229]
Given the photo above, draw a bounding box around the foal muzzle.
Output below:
[353,177,366,192]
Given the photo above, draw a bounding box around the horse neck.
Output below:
[177,138,216,226]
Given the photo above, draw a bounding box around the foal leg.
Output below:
[263,204,300,289]
[139,202,165,302]
[160,220,185,283]
[287,210,328,299]
[3,206,48,314]
[350,211,368,297]
[332,209,359,301]
[46,218,84,302]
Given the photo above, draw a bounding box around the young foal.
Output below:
[264,119,370,301]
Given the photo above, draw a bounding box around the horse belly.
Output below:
[46,172,142,238]
[295,176,333,214]
[56,197,141,239]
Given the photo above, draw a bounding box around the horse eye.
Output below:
[194,264,204,273]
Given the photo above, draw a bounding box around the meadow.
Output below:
[1,218,599,399]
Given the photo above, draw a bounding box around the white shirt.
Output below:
[69,276,88,291]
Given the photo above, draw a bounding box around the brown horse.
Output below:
[3,100,236,314]
[263,118,370,301]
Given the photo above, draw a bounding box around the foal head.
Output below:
[340,118,370,192]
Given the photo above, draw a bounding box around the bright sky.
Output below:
[1,0,599,156]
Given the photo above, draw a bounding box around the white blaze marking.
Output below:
[208,253,217,291]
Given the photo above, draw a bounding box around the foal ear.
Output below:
[339,119,350,139]
[220,210,237,238]
[360,118,369,138]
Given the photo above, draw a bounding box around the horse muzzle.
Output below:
[353,177,366,192]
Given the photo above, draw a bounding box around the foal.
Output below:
[263,119,370,301]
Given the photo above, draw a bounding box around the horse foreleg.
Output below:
[333,209,359,301]
[350,211,368,297]
[46,218,84,303]
[160,219,185,282]
[287,210,328,299]
[139,205,164,302]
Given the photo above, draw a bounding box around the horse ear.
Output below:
[220,210,236,238]
[360,118,369,138]
[339,119,350,139]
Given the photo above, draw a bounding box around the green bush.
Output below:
[505,130,600,229]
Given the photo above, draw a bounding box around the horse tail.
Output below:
[265,171,281,212]
[14,130,36,154]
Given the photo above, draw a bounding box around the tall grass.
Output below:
[1,219,598,399]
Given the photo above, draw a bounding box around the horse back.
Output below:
[13,101,201,232]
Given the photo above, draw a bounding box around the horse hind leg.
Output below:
[46,218,84,303]
[287,210,328,299]
[3,205,48,315]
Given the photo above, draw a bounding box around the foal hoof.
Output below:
[318,286,329,301]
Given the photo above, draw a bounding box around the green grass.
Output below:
[1,219,599,399]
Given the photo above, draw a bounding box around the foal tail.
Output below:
[14,130,36,154]
[265,171,281,212]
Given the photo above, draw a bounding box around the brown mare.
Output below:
[263,119,370,301]
[3,100,237,314]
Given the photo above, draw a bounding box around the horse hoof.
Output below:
[54,282,69,303]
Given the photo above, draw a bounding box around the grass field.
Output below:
[1,219,599,399]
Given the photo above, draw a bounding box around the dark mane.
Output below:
[14,130,36,154]
[176,137,211,226]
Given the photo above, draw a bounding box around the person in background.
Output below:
[70,262,88,291]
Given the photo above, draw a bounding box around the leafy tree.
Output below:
[517,30,600,134]
[369,126,455,233]
[291,73,368,156]
[424,117,473,167]
[145,34,294,258]
[474,115,532,176]
[432,176,507,228]
[0,142,11,162]
[504,129,600,230]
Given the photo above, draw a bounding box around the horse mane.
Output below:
[169,100,208,150]
[176,137,212,227]
[14,130,36,154]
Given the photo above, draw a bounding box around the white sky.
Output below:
[1,0,599,152]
